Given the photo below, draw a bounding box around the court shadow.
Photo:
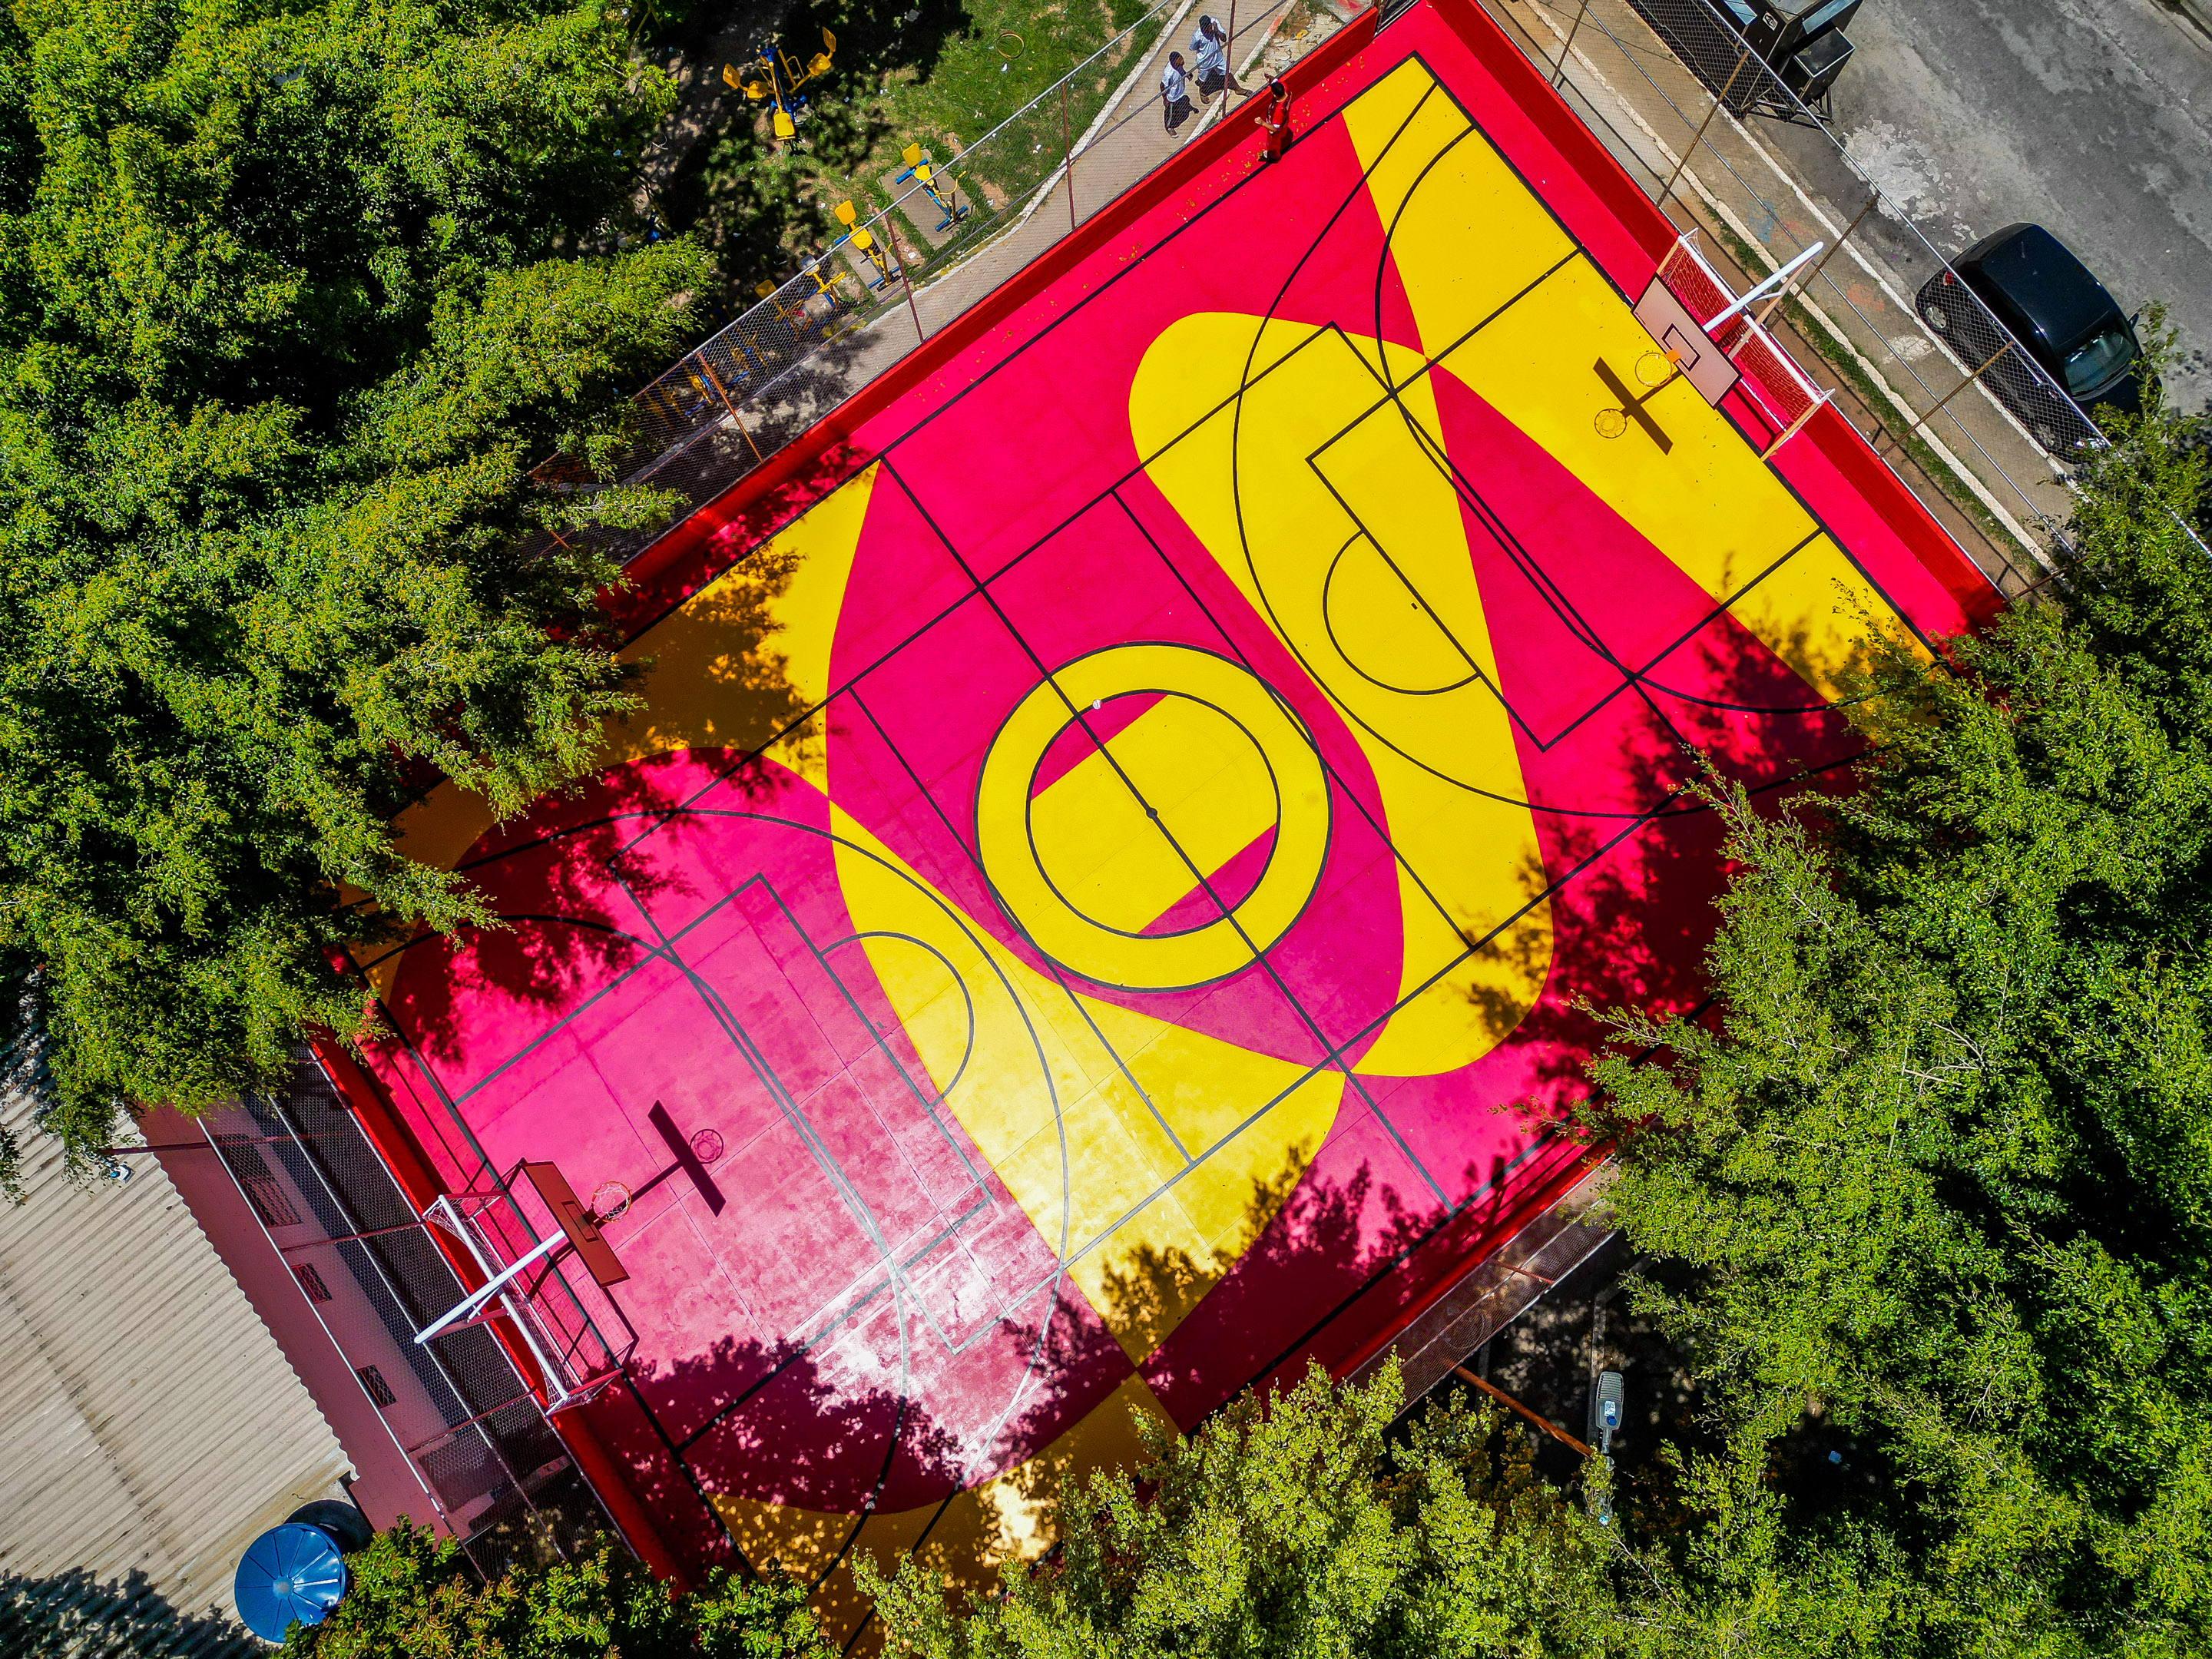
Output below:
[1482,590,1894,1102]
[379,542,829,1065]
[591,1304,1120,1648]
[0,1568,254,1658]
[1080,1154,1448,1420]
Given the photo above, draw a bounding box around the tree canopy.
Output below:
[856,1359,1614,1659]
[281,1522,831,1658]
[1575,399,2212,1653]
[0,0,710,1180]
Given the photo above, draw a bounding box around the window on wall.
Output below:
[355,1365,398,1409]
[214,1134,302,1227]
[294,1263,333,1303]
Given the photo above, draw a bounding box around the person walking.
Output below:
[1190,15,1247,99]
[1161,50,1194,134]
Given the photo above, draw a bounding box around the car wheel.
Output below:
[2029,418,2066,454]
[1923,299,1952,334]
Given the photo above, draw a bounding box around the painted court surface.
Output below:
[338,0,1995,1637]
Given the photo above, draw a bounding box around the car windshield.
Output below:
[2061,325,2137,396]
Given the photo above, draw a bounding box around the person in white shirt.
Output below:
[1190,15,1247,98]
[1161,51,1194,133]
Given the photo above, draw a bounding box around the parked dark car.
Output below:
[1913,224,2155,454]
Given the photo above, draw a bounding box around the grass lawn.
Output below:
[657,0,1168,300]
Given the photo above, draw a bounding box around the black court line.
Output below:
[876,452,1452,1207]
[846,681,1203,1169]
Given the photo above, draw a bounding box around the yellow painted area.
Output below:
[974,644,1332,992]
[1028,694,1278,936]
[1132,316,1553,1077]
[1339,58,1578,365]
[1336,60,1919,684]
[712,1375,1172,1647]
[1728,532,1923,697]
[831,807,1340,1360]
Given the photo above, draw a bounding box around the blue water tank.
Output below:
[233,1522,349,1644]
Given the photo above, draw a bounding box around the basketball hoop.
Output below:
[1593,406,1628,439]
[412,1164,633,1346]
[588,1180,632,1224]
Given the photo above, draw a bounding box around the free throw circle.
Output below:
[975,643,1330,990]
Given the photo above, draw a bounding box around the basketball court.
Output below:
[328,1,1995,1641]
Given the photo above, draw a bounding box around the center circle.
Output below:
[975,642,1332,992]
[1028,691,1280,938]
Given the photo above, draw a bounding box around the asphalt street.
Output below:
[1826,0,2212,412]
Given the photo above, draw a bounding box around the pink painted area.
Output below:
[327,0,1998,1584]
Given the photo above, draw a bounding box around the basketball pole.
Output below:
[414,1227,569,1346]
[1703,240,1823,333]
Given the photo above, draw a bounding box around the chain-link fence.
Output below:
[528,0,1364,568]
[1472,0,2133,589]
[197,1056,621,1581]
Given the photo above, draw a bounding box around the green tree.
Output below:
[858,1359,1615,1658]
[283,1521,832,1657]
[1578,390,2212,1653]
[0,0,712,1179]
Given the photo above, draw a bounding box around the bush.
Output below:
[283,1522,831,1659]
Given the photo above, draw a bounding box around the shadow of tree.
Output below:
[1487,582,1886,1099]
[0,1568,256,1658]
[582,1291,1124,1651]
[375,539,820,1065]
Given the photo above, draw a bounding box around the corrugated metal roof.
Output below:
[0,1065,354,1655]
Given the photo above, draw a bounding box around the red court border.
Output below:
[310,0,1998,1581]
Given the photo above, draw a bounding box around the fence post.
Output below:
[1552,0,1592,88]
[1660,48,1750,212]
[695,357,765,464]
[1760,388,1832,459]
[1909,340,2012,434]
[1806,192,1879,288]
[1063,74,1078,233]
[899,234,928,346]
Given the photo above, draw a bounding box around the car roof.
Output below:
[1962,224,2124,353]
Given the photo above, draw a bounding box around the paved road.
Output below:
[1828,0,2212,412]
